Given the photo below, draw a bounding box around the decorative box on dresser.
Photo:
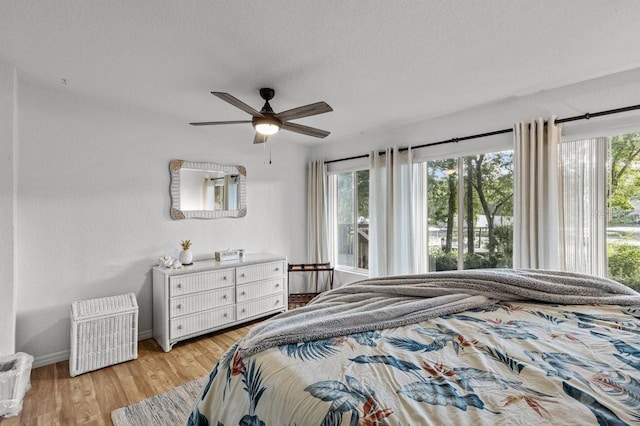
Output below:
[153,253,287,352]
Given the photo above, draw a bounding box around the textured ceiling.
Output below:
[2,0,640,145]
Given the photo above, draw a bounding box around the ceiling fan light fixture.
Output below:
[253,117,281,135]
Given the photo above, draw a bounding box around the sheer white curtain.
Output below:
[307,160,329,273]
[413,162,429,273]
[202,178,215,210]
[369,147,416,277]
[559,138,608,276]
[513,117,564,269]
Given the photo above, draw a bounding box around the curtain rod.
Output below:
[324,103,640,165]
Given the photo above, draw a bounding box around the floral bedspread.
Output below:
[189,302,640,425]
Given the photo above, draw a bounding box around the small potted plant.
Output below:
[179,240,193,265]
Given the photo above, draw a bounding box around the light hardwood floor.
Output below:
[0,322,256,426]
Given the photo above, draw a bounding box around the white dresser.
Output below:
[152,253,287,352]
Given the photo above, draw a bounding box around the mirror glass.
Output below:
[170,159,247,220]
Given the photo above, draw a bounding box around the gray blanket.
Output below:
[237,269,640,357]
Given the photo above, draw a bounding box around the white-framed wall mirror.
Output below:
[169,159,247,220]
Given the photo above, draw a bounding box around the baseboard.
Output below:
[32,328,155,368]
[138,328,154,340]
[33,349,70,369]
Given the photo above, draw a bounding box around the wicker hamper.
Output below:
[69,292,138,377]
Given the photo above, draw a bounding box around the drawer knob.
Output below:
[242,308,246,313]
[177,283,182,289]
[241,273,245,278]
[223,313,228,318]
[275,283,280,288]
[241,291,246,296]
[223,294,227,299]
[275,300,280,305]
[177,304,183,309]
[177,325,183,330]
[223,276,227,280]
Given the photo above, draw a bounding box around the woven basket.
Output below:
[69,293,138,377]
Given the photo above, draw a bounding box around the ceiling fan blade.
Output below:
[274,101,333,121]
[212,92,265,117]
[281,122,330,138]
[253,133,269,144]
[189,120,252,126]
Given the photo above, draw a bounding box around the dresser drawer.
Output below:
[170,306,235,339]
[236,261,285,285]
[170,287,235,318]
[237,293,285,321]
[169,268,235,296]
[236,278,284,302]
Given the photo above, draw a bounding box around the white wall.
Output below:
[15,79,310,366]
[0,60,17,356]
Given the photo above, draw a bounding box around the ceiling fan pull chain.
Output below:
[263,141,272,165]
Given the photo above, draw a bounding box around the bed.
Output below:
[188,269,640,425]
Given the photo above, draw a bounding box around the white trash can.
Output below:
[0,352,33,418]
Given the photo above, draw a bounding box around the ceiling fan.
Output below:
[190,88,333,144]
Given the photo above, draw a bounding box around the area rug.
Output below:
[111,376,206,426]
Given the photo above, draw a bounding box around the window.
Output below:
[425,159,459,271]
[329,170,369,271]
[424,151,514,271]
[606,133,640,291]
